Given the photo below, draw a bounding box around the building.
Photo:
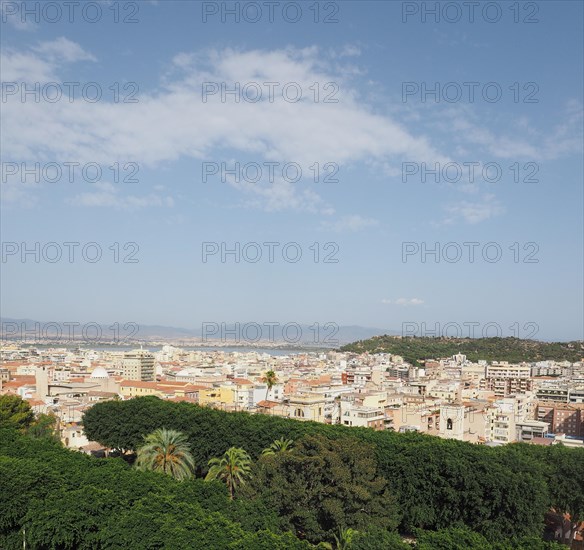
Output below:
[122,349,155,381]
[537,403,583,437]
[486,393,535,443]
[515,420,548,442]
[438,402,488,443]
[483,363,532,397]
[120,380,203,400]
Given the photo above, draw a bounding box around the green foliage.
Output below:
[136,428,196,480]
[544,443,584,544]
[333,527,358,549]
[348,526,410,549]
[340,335,584,363]
[414,527,567,550]
[0,427,311,549]
[27,412,60,441]
[82,397,584,546]
[206,446,252,499]
[243,435,400,544]
[415,526,492,549]
[0,394,34,429]
[262,369,278,395]
[262,436,294,455]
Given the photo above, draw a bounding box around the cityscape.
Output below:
[1,0,583,549]
[2,339,584,449]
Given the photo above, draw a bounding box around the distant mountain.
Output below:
[340,335,584,363]
[0,317,393,346]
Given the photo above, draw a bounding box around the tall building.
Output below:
[485,393,535,443]
[482,363,532,397]
[122,349,155,381]
[537,403,583,437]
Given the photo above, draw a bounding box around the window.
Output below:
[447,418,453,430]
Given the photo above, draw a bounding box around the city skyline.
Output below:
[2,1,583,342]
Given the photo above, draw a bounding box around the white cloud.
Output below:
[426,103,582,162]
[1,37,96,82]
[382,298,424,306]
[66,182,174,211]
[3,45,449,213]
[32,37,97,63]
[441,194,505,225]
[1,0,37,31]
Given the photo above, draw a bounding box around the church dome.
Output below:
[90,367,109,379]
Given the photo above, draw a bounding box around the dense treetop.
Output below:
[82,397,584,547]
[1,395,579,548]
[339,336,584,364]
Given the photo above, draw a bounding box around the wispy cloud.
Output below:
[440,194,505,225]
[3,43,448,213]
[67,182,174,211]
[1,37,96,82]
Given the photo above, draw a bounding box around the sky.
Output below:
[1,0,583,343]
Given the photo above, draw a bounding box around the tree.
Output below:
[28,413,60,441]
[333,527,358,549]
[135,428,195,481]
[348,526,410,550]
[546,445,584,546]
[415,526,492,550]
[243,435,400,544]
[0,395,34,430]
[262,370,278,401]
[262,437,294,456]
[205,447,252,500]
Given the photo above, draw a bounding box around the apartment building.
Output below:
[515,420,549,442]
[122,349,155,382]
[537,403,583,437]
[483,363,532,396]
[340,404,385,430]
[486,393,535,443]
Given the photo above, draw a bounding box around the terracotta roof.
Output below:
[257,400,279,408]
[120,380,205,392]
[530,437,554,446]
[168,396,198,402]
[27,398,45,406]
[231,378,253,385]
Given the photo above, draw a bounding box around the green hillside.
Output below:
[339,336,584,364]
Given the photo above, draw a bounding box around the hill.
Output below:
[339,336,584,364]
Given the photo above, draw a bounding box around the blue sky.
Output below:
[1,1,583,342]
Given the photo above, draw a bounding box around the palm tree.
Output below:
[262,369,278,401]
[261,437,294,456]
[135,428,195,481]
[333,528,358,550]
[205,447,252,499]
